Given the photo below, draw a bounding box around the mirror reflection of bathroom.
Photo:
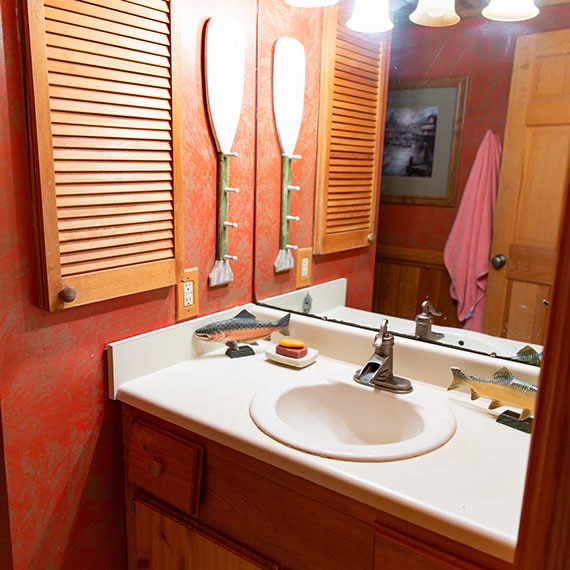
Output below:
[255,0,569,364]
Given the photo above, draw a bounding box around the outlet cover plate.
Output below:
[176,267,199,321]
[296,247,312,288]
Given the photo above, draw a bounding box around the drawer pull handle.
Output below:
[148,460,163,477]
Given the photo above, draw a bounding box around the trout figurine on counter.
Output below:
[448,366,538,421]
[194,310,291,355]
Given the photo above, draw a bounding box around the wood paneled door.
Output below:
[483,29,570,344]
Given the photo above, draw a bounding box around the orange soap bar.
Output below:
[276,339,308,358]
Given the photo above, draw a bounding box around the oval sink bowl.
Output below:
[249,377,456,462]
[438,330,542,361]
[436,330,504,354]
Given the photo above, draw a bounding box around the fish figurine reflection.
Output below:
[194,310,290,351]
[448,366,538,421]
[509,345,542,366]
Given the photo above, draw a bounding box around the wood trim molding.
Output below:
[515,181,570,567]
[375,244,445,268]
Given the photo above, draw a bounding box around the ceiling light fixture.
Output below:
[482,0,539,22]
[346,0,394,33]
[285,0,339,7]
[409,0,460,27]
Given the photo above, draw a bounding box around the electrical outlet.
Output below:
[183,281,194,307]
[301,257,310,278]
[176,268,199,321]
[296,247,312,288]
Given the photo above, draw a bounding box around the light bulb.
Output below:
[409,0,460,27]
[482,0,539,22]
[346,0,393,33]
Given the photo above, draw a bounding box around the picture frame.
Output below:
[380,76,468,207]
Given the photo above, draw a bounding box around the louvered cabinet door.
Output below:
[23,0,182,310]
[313,0,389,255]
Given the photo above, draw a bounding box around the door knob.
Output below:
[491,254,507,269]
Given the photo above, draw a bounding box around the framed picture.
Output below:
[380,76,468,206]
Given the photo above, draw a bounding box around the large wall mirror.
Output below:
[254,0,570,365]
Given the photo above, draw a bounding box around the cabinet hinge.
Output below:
[131,497,136,514]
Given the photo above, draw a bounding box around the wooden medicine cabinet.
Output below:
[22,0,183,311]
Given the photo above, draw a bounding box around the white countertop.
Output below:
[108,304,537,563]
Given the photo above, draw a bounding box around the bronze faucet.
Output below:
[353,319,413,394]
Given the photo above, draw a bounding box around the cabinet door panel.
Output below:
[313,0,389,254]
[373,522,508,570]
[135,498,279,570]
[23,0,183,310]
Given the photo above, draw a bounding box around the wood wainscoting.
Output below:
[373,245,463,329]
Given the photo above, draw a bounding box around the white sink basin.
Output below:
[436,330,500,353]
[249,376,456,461]
[434,329,541,361]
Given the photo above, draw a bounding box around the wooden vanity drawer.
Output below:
[127,419,204,516]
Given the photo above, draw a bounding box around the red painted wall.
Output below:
[378,6,570,252]
[181,0,258,312]
[0,0,256,568]
[254,2,378,311]
[9,2,568,568]
[254,0,321,302]
[1,0,372,567]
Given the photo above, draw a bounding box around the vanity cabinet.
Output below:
[122,405,512,570]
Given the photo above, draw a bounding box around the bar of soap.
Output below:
[276,338,308,358]
[265,346,318,369]
[278,339,305,348]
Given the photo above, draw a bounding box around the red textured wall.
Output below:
[378,6,570,252]
[181,0,258,312]
[0,0,257,568]
[254,1,378,311]
[254,0,321,302]
[1,0,371,567]
[8,2,567,568]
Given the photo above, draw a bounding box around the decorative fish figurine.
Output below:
[448,366,538,421]
[509,345,542,367]
[194,310,291,350]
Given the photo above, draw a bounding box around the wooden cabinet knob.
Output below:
[148,460,163,477]
[59,286,77,303]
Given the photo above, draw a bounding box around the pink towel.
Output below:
[444,130,502,331]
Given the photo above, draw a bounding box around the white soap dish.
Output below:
[265,347,319,369]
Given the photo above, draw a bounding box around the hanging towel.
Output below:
[444,129,502,331]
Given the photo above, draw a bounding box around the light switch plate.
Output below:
[296,247,312,288]
[176,268,199,321]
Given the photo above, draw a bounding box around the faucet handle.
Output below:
[373,319,389,348]
[421,300,442,317]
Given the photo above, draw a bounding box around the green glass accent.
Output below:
[217,151,230,260]
[279,155,292,250]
